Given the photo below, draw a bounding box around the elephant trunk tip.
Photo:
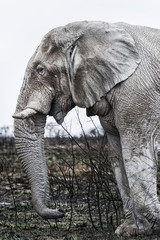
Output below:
[32,198,65,219]
[35,206,65,219]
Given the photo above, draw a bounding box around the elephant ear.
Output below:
[68,23,141,108]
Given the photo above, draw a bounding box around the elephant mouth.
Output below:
[54,113,64,125]
[49,110,64,125]
[48,98,65,125]
[13,108,38,119]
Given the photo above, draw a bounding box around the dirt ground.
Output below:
[0,137,160,240]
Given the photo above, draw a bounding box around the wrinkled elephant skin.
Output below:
[13,21,160,236]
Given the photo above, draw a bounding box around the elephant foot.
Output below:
[115,218,152,237]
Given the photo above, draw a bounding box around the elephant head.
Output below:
[13,21,140,219]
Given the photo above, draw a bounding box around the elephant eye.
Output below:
[36,65,46,76]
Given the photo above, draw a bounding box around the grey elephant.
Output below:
[13,21,160,236]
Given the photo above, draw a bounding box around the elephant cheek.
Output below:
[26,88,55,115]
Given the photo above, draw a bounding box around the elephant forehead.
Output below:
[34,45,63,67]
[40,36,57,54]
[40,27,66,52]
[40,25,83,53]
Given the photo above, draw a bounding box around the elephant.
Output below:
[13,21,160,236]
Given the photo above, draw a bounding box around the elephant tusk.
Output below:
[12,108,37,119]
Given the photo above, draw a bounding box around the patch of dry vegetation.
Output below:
[0,135,160,240]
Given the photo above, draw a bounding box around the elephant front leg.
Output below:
[107,133,152,236]
[107,133,134,217]
[119,131,160,236]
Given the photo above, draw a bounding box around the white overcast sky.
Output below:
[1,0,160,135]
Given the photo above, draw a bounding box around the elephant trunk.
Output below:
[14,115,64,218]
[13,86,64,218]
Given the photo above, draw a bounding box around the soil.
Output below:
[0,137,160,240]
